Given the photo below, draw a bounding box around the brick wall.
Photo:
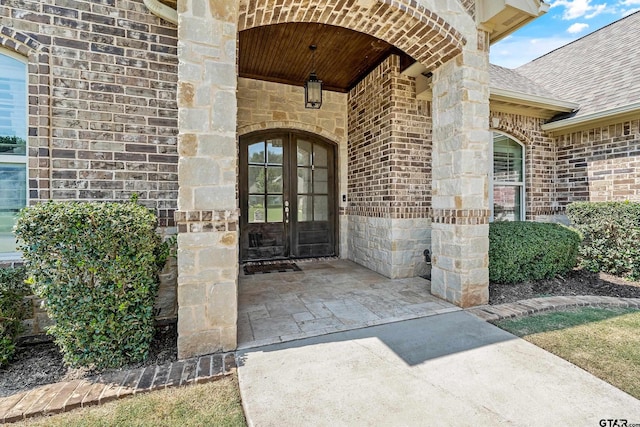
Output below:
[347,55,432,219]
[347,55,432,278]
[1,0,179,329]
[555,117,640,206]
[0,0,179,227]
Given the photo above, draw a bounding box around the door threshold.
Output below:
[242,256,338,266]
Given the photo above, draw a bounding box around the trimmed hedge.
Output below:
[489,221,581,284]
[0,266,29,366]
[566,201,640,280]
[14,200,170,369]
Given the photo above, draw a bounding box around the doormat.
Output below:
[243,262,302,275]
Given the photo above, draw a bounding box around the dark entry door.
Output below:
[240,131,336,261]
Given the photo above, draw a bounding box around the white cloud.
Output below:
[566,22,590,32]
[620,0,640,5]
[622,7,640,14]
[585,3,607,17]
[490,36,575,68]
[550,0,608,19]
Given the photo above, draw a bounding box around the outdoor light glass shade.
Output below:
[305,72,322,109]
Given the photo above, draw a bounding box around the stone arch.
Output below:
[238,0,467,70]
[0,26,51,202]
[238,121,342,147]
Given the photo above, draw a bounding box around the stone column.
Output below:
[430,32,491,307]
[175,0,239,358]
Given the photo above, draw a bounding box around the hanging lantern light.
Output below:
[305,45,322,109]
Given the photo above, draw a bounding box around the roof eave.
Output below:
[478,0,550,44]
[541,102,640,133]
[490,87,579,112]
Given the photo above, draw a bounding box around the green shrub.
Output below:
[566,201,640,280]
[0,266,29,366]
[14,200,170,369]
[489,221,581,284]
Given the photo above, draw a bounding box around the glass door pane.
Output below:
[242,137,288,260]
[292,137,334,258]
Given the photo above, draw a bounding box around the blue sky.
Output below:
[490,0,640,68]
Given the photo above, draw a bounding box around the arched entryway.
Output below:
[239,131,338,261]
[175,0,494,359]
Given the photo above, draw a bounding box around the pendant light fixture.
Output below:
[304,45,323,109]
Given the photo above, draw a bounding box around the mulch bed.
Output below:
[0,323,177,398]
[2,268,639,399]
[489,269,640,304]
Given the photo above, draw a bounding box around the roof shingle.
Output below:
[515,11,640,119]
[489,63,559,99]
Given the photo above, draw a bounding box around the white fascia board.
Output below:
[541,102,640,132]
[144,0,178,25]
[490,87,579,112]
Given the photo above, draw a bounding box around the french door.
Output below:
[239,131,336,261]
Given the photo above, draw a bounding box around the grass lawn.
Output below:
[14,375,246,427]
[495,307,640,399]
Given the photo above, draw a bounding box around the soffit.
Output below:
[490,100,563,119]
[157,0,176,8]
[239,23,412,93]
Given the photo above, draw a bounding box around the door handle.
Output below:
[284,200,289,224]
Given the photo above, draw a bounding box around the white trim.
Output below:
[0,252,21,262]
[490,131,526,222]
[490,87,579,112]
[0,154,27,164]
[541,102,640,132]
[0,48,28,64]
[143,0,178,25]
[0,49,28,254]
[402,62,579,114]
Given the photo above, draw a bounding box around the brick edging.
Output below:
[466,295,640,322]
[0,353,237,424]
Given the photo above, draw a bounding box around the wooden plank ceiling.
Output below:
[239,23,412,93]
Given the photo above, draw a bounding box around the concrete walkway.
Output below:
[1,296,639,423]
[238,310,640,426]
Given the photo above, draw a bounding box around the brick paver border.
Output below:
[466,295,640,322]
[0,353,236,424]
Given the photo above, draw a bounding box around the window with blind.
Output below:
[0,51,27,253]
[492,133,524,221]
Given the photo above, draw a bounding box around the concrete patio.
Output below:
[238,259,459,349]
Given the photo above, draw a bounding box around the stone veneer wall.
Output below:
[0,0,179,227]
[555,117,640,207]
[430,30,491,307]
[236,78,349,256]
[347,55,432,278]
[489,111,558,221]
